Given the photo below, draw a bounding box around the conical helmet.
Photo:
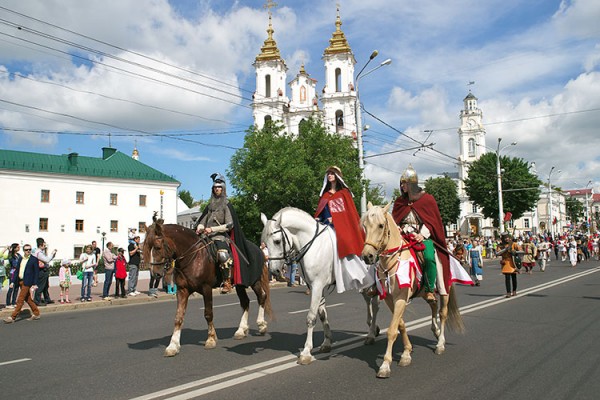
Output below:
[400,164,418,184]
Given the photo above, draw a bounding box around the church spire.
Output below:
[255,0,282,62]
[324,4,352,55]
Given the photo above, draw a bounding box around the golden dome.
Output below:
[324,6,352,55]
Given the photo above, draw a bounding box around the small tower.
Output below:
[287,64,321,135]
[321,6,357,137]
[251,0,289,131]
[132,145,139,161]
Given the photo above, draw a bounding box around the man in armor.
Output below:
[392,165,450,303]
[194,173,234,293]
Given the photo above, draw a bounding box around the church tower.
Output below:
[251,1,289,131]
[321,7,357,138]
[457,91,487,235]
[287,64,321,135]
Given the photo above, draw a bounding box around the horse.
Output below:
[143,214,272,357]
[360,202,464,378]
[260,207,380,365]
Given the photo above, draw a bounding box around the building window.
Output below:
[74,246,84,259]
[41,189,50,203]
[110,220,118,232]
[507,220,514,229]
[76,191,85,204]
[335,110,344,133]
[265,74,271,97]
[524,219,530,229]
[110,193,118,205]
[39,218,48,231]
[75,219,84,232]
[335,68,342,92]
[300,86,306,103]
[139,222,147,233]
[264,115,272,124]
[139,194,147,207]
[468,138,476,157]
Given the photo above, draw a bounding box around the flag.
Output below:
[553,217,557,225]
[503,212,512,221]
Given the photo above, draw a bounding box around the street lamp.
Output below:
[355,50,392,214]
[101,231,106,249]
[585,180,592,233]
[495,138,517,233]
[547,167,561,238]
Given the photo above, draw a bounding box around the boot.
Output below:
[221,278,232,294]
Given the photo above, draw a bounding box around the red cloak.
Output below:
[392,193,452,291]
[314,188,364,259]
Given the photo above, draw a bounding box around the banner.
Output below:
[503,211,512,221]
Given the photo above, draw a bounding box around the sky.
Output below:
[1,0,599,203]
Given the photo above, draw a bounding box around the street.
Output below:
[1,259,599,400]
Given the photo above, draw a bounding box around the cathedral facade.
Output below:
[251,7,358,139]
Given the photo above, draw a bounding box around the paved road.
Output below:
[1,259,599,400]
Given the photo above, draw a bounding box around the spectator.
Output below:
[128,228,137,246]
[79,245,97,302]
[288,261,298,287]
[34,237,56,306]
[4,243,20,309]
[114,248,127,298]
[128,236,141,296]
[467,239,484,286]
[91,240,101,287]
[3,244,41,323]
[58,259,72,303]
[0,245,7,306]
[102,242,117,300]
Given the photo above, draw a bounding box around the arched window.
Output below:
[299,118,307,133]
[468,138,476,156]
[265,75,271,98]
[300,86,306,103]
[335,68,342,92]
[264,115,272,125]
[335,110,344,133]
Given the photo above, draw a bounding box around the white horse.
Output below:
[261,207,380,365]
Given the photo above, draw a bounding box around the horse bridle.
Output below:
[148,235,209,273]
[268,219,328,267]
[363,212,393,255]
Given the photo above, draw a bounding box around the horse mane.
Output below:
[262,207,313,241]
[143,213,164,263]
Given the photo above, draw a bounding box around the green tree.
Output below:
[565,197,584,225]
[228,118,363,241]
[463,153,542,227]
[178,189,194,208]
[424,176,460,227]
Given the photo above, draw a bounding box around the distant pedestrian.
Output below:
[91,240,101,286]
[568,237,578,267]
[34,237,56,305]
[128,236,141,296]
[102,242,117,300]
[58,259,72,303]
[522,238,537,274]
[497,233,522,298]
[4,243,20,308]
[3,244,41,323]
[114,248,127,298]
[467,240,484,286]
[79,245,97,302]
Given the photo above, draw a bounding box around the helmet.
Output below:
[211,173,226,188]
[400,164,418,184]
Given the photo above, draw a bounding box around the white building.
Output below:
[0,147,180,259]
[251,6,357,138]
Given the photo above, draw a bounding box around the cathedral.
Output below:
[251,5,358,139]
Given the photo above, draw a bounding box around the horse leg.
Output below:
[201,284,218,349]
[362,291,380,345]
[234,285,250,340]
[298,284,325,365]
[378,297,408,378]
[428,293,441,339]
[318,296,333,353]
[251,280,268,335]
[434,294,449,355]
[164,288,190,357]
[397,316,412,367]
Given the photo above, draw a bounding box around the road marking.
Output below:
[134,267,600,399]
[0,358,31,366]
[288,302,345,314]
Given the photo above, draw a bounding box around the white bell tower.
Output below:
[321,6,357,138]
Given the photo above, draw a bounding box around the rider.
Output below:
[392,164,450,303]
[194,173,236,294]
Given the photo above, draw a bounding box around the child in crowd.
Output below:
[58,259,72,303]
[114,248,127,298]
[128,228,137,246]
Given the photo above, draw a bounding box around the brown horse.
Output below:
[143,214,272,357]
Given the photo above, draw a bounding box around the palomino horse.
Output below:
[144,215,272,357]
[261,207,380,365]
[361,202,464,378]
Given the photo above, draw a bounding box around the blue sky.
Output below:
[1,0,599,202]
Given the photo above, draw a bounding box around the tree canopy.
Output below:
[565,196,584,225]
[228,118,364,241]
[424,176,461,227]
[463,152,542,227]
[178,189,194,208]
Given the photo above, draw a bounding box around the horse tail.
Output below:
[260,261,273,320]
[446,285,465,333]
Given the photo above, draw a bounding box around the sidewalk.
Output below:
[0,273,288,318]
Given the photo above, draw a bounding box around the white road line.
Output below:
[0,358,31,366]
[134,267,600,399]
[288,302,345,314]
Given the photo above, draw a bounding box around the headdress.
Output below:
[211,173,226,188]
[319,166,352,197]
[400,164,418,184]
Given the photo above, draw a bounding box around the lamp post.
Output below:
[585,180,592,233]
[101,231,106,250]
[355,50,392,214]
[547,167,561,238]
[495,138,517,233]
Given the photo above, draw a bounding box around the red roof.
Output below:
[566,188,593,196]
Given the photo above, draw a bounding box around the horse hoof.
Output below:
[376,368,391,379]
[258,323,268,335]
[364,336,376,345]
[297,355,314,365]
[320,344,332,353]
[164,346,179,357]
[233,329,248,340]
[435,346,445,355]
[398,356,412,367]
[204,339,217,349]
